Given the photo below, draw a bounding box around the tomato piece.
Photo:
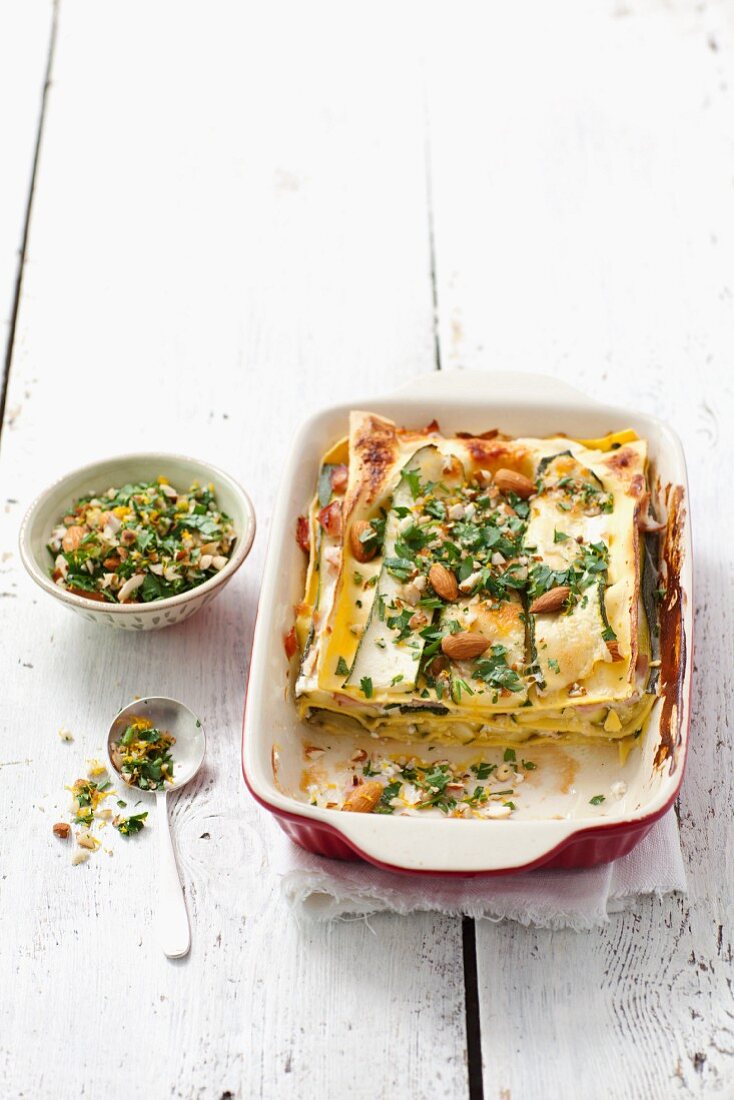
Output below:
[330,464,348,494]
[284,627,298,659]
[318,500,343,538]
[296,515,310,554]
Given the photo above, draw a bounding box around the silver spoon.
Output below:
[107,696,205,959]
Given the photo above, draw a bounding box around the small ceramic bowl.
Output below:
[19,453,256,630]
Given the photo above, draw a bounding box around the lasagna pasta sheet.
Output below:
[295,412,654,748]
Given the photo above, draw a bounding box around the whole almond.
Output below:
[429,562,458,601]
[441,631,490,660]
[66,586,109,603]
[52,822,71,840]
[350,520,377,563]
[427,654,450,677]
[494,468,535,499]
[342,780,384,814]
[61,525,88,553]
[528,585,570,614]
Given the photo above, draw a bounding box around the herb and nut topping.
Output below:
[48,478,235,603]
[55,757,149,865]
[341,453,618,702]
[110,718,175,791]
[304,748,539,818]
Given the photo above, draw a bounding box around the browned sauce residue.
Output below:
[271,744,287,794]
[521,746,578,794]
[627,472,646,498]
[655,484,687,771]
[300,760,337,794]
[557,750,579,794]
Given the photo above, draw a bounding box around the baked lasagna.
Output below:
[293,412,657,750]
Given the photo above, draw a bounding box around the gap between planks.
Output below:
[0,0,59,441]
[424,89,483,1095]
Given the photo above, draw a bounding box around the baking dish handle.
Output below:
[390,369,595,405]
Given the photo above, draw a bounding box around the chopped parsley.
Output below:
[113,811,148,836]
[69,778,112,826]
[400,468,423,499]
[374,779,403,814]
[473,646,524,693]
[335,656,350,677]
[386,606,415,641]
[424,499,447,520]
[589,794,606,806]
[357,521,382,557]
[471,761,496,780]
[528,541,611,607]
[384,556,415,581]
[450,677,474,702]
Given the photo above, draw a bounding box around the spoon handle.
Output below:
[156,791,190,959]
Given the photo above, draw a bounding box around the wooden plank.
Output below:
[0,3,468,1098]
[426,1,734,1095]
[0,0,53,367]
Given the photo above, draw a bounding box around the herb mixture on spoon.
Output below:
[48,477,235,603]
[110,718,176,791]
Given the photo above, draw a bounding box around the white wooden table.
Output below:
[1,2,732,1097]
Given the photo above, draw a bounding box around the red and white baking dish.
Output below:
[242,371,692,875]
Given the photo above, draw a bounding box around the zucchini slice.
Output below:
[532,582,611,693]
[295,467,343,689]
[345,445,450,695]
[641,532,661,694]
[536,451,605,491]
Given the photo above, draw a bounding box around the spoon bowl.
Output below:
[107,696,206,789]
[107,696,205,959]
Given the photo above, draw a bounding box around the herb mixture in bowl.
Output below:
[47,478,236,603]
[110,718,175,791]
